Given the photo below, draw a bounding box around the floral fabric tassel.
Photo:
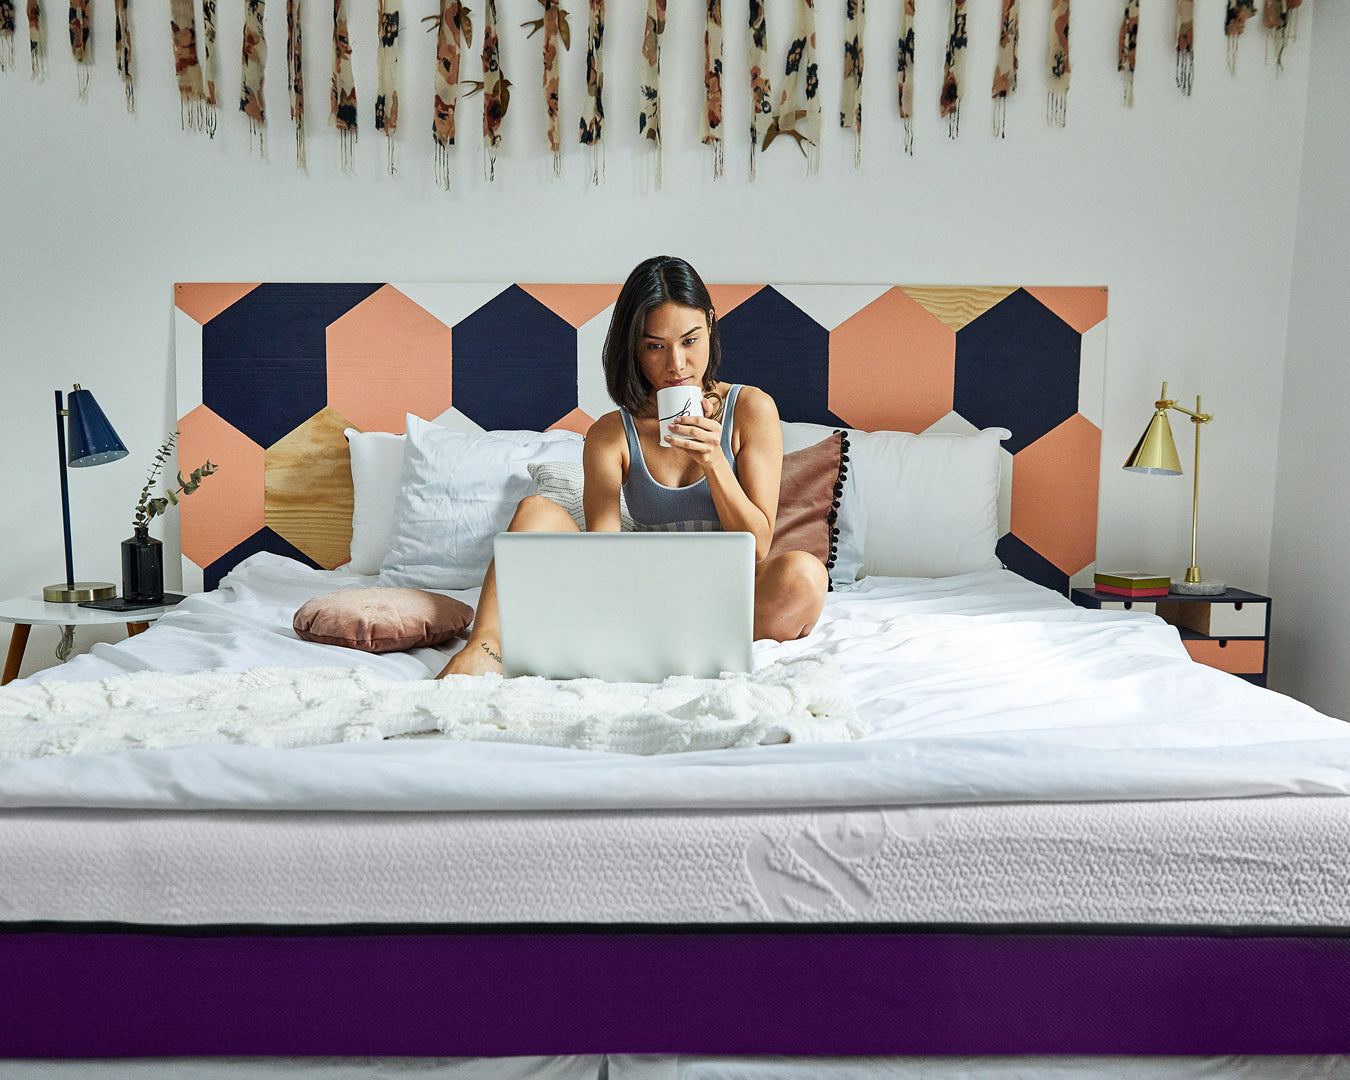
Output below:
[1225,0,1256,73]
[578,0,604,184]
[524,0,569,177]
[639,0,665,188]
[1047,0,1069,128]
[991,0,1018,136]
[480,0,508,181]
[702,0,723,179]
[940,0,966,139]
[331,0,357,170]
[1119,0,1138,106]
[68,0,90,99]
[431,0,469,190]
[3,2,17,72]
[287,0,305,168]
[203,0,218,135]
[748,0,772,178]
[765,0,819,173]
[1264,0,1300,71]
[170,0,209,132]
[897,0,914,155]
[114,0,132,109]
[841,0,863,167]
[1176,0,1193,95]
[240,0,267,154]
[375,0,399,173]
[27,0,45,78]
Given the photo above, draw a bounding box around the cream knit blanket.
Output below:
[0,655,860,759]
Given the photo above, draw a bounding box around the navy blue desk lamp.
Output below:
[43,385,128,603]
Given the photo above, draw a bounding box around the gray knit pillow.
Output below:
[528,460,637,531]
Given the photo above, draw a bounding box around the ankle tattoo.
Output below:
[481,641,502,664]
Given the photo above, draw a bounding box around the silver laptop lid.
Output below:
[493,532,756,682]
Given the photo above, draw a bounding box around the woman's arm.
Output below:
[581,412,627,532]
[670,387,782,560]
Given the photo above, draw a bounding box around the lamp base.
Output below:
[1173,579,1226,596]
[43,581,116,603]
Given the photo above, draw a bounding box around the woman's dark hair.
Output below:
[603,255,721,413]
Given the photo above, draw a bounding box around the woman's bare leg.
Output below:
[437,496,580,677]
[753,551,830,641]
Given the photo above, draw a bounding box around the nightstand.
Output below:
[0,596,181,685]
[1071,587,1271,687]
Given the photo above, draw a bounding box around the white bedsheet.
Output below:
[1,554,1346,812]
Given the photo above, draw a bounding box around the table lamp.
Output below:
[1123,380,1224,596]
[43,385,129,603]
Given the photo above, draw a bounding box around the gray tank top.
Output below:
[619,384,743,532]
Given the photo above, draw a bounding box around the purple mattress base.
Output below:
[3,927,1349,1056]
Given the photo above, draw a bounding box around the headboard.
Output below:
[174,282,1107,595]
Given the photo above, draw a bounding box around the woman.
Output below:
[438,255,829,678]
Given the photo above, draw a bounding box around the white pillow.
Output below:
[378,415,585,589]
[528,460,636,531]
[781,421,865,586]
[851,427,1010,579]
[346,424,583,575]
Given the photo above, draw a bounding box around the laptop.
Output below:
[493,532,756,682]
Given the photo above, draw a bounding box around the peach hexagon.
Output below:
[1010,413,1101,575]
[177,405,266,571]
[829,287,956,432]
[326,284,453,434]
[264,407,355,570]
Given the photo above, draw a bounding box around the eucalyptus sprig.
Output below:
[132,431,219,530]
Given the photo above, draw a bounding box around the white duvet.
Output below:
[1,554,1347,811]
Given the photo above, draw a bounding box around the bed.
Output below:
[3,283,1349,1078]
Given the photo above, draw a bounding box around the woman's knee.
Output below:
[509,494,578,531]
[773,550,829,604]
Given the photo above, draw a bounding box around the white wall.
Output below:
[0,0,1312,679]
[1269,0,1349,719]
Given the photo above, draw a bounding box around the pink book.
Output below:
[1095,583,1169,598]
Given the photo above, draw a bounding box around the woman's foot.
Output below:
[436,638,504,678]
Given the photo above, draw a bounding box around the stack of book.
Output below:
[1093,570,1171,598]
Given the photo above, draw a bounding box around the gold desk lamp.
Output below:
[1123,381,1225,596]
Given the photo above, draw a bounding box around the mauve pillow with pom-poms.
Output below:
[293,587,474,653]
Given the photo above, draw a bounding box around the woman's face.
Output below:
[638,302,711,399]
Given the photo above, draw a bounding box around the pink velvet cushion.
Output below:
[293,587,474,653]
[766,431,847,576]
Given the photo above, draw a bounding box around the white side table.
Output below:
[0,596,180,685]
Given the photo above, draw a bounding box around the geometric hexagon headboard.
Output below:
[174,282,1107,596]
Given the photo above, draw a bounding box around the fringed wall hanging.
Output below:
[375,0,399,173]
[897,0,914,154]
[1119,0,1138,105]
[765,0,819,172]
[287,0,304,168]
[2,2,16,72]
[524,0,569,177]
[992,0,1018,137]
[1176,0,1194,94]
[477,0,509,181]
[940,0,966,139]
[639,0,665,188]
[1047,0,1070,127]
[841,0,864,167]
[170,0,210,132]
[1264,0,1300,71]
[747,0,772,178]
[114,0,132,109]
[331,0,357,170]
[240,0,266,154]
[578,0,603,184]
[1225,0,1256,73]
[202,0,219,133]
[68,0,90,98]
[27,0,45,78]
[430,0,470,190]
[702,0,723,179]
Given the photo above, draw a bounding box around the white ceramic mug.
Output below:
[656,385,703,447]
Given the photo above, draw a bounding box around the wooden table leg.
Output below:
[3,624,31,685]
[126,621,150,637]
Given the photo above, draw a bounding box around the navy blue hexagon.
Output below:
[202,283,384,448]
[451,286,577,431]
[204,527,320,591]
[953,289,1081,455]
[716,287,843,427]
[997,533,1069,596]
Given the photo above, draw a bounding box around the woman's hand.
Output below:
[666,396,725,474]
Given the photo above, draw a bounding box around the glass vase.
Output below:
[121,526,164,603]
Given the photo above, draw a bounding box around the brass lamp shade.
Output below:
[1123,410,1182,475]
